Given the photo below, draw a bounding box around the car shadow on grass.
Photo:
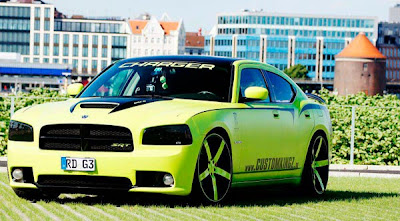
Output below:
[44,186,399,208]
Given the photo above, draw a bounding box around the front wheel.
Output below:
[192,133,232,203]
[301,134,330,195]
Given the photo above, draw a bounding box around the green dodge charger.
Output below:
[8,56,332,203]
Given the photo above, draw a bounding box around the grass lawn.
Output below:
[0,173,399,220]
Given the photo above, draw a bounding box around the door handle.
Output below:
[272,110,279,118]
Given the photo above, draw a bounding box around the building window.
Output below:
[44,8,50,18]
[63,34,69,44]
[43,46,49,56]
[34,7,40,17]
[44,20,50,31]
[44,34,50,43]
[34,20,40,30]
[82,60,88,69]
[62,59,68,64]
[73,35,79,44]
[363,63,368,71]
[53,58,59,63]
[43,58,49,63]
[92,47,98,57]
[63,46,69,56]
[92,36,98,45]
[83,35,89,45]
[53,46,59,56]
[54,34,59,44]
[73,46,78,56]
[83,47,88,57]
[102,48,107,58]
[72,59,78,69]
[92,60,98,70]
[34,46,40,55]
[102,36,108,46]
[101,60,108,69]
[34,33,40,43]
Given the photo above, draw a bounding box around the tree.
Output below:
[283,64,309,79]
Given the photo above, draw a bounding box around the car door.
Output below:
[235,67,295,181]
[263,70,312,176]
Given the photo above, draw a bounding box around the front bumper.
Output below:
[7,141,200,196]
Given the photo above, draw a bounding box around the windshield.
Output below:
[79,60,233,102]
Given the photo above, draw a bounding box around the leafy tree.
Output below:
[283,64,309,79]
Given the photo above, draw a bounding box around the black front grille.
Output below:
[39,124,133,152]
[37,175,132,190]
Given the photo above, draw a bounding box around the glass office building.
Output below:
[205,10,378,80]
[0,5,31,55]
[0,0,130,78]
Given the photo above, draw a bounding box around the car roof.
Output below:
[117,56,242,66]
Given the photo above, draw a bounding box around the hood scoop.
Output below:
[70,97,165,113]
[80,103,119,109]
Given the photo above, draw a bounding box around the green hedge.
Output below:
[1,88,399,166]
[319,89,400,165]
[0,89,67,156]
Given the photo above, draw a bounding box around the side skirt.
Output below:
[231,177,301,188]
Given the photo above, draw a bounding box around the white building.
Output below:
[129,14,185,57]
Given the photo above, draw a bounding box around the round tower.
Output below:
[334,33,387,95]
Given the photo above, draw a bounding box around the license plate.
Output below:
[61,157,95,171]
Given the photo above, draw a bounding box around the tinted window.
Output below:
[265,72,294,103]
[80,60,232,102]
[240,68,270,102]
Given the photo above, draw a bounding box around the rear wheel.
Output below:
[301,134,329,195]
[193,133,232,203]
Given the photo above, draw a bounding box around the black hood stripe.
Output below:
[70,97,165,113]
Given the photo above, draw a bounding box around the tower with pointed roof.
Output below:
[334,33,387,95]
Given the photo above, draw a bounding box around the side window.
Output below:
[240,68,270,102]
[265,71,295,103]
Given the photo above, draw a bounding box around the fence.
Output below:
[0,95,399,165]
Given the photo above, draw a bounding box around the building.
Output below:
[0,0,186,84]
[389,4,400,23]
[185,30,205,55]
[377,22,400,83]
[205,10,378,82]
[334,33,386,95]
[0,52,71,92]
[0,0,130,80]
[129,13,185,57]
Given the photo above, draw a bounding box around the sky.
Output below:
[48,0,399,32]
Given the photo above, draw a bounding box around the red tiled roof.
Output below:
[128,20,179,35]
[129,20,149,34]
[336,32,386,59]
[159,21,179,35]
[185,32,204,47]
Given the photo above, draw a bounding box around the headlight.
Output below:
[142,125,192,145]
[8,120,34,142]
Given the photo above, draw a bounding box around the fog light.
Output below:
[163,174,174,186]
[12,169,23,181]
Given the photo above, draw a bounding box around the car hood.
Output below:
[12,97,233,129]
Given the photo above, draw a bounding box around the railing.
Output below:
[0,96,399,165]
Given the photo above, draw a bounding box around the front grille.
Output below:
[40,124,133,152]
[37,175,132,189]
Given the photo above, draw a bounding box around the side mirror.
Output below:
[244,86,269,101]
[67,83,84,96]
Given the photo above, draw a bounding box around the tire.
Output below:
[192,133,233,203]
[13,189,59,201]
[301,134,330,195]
